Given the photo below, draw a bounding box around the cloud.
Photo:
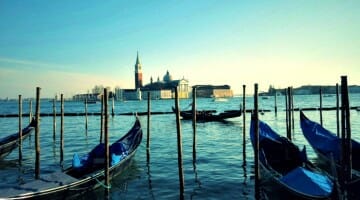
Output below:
[0,56,69,70]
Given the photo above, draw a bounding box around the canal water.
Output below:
[1,94,360,199]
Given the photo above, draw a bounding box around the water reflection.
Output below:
[146,161,155,200]
[190,159,202,200]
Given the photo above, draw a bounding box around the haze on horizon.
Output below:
[1,1,359,98]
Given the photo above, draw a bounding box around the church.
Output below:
[117,53,190,100]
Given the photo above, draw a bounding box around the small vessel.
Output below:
[0,118,36,159]
[250,115,334,199]
[0,117,142,199]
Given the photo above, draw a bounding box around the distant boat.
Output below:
[85,99,97,104]
[212,97,228,102]
[172,107,241,122]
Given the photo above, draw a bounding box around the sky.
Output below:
[0,0,359,98]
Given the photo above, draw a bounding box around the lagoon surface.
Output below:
[1,94,360,199]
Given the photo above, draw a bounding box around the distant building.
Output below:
[123,88,142,101]
[72,93,99,102]
[194,85,233,98]
[119,53,143,101]
[72,91,114,102]
[142,70,190,99]
[114,87,124,101]
[134,51,143,89]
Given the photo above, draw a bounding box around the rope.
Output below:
[94,176,111,189]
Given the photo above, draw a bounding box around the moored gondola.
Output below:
[0,118,36,159]
[0,117,142,199]
[172,106,241,122]
[250,115,335,199]
[300,111,360,198]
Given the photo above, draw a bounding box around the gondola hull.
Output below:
[172,107,241,122]
[250,116,334,199]
[2,150,136,200]
[300,111,360,198]
[0,117,142,199]
[0,119,36,159]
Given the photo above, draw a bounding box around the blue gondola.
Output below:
[0,117,142,199]
[250,115,334,199]
[300,111,360,171]
[300,111,360,198]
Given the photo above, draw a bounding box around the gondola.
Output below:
[300,111,360,198]
[0,118,36,159]
[250,115,334,199]
[300,111,360,171]
[0,117,142,199]
[172,106,241,122]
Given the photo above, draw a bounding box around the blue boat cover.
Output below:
[300,114,342,161]
[280,167,333,197]
[72,142,128,169]
[300,111,360,168]
[250,116,334,198]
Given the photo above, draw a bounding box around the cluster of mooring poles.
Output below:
[14,87,126,199]
[251,75,353,199]
[10,75,357,199]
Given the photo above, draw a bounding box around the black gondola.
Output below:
[0,117,142,199]
[0,118,36,159]
[172,106,241,122]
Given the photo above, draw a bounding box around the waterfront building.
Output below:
[195,85,233,98]
[119,53,143,101]
[122,88,142,101]
[114,87,124,101]
[72,93,99,102]
[142,70,190,99]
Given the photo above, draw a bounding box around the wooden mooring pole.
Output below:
[336,83,340,137]
[104,88,110,198]
[18,95,23,163]
[35,87,41,179]
[319,87,323,126]
[60,94,64,169]
[285,89,289,139]
[274,90,277,116]
[85,98,88,132]
[291,87,295,133]
[340,76,352,195]
[111,96,115,117]
[147,92,151,163]
[53,98,56,141]
[242,85,246,165]
[254,83,260,200]
[100,95,104,143]
[29,99,32,123]
[174,87,185,200]
[192,86,197,162]
[286,87,292,140]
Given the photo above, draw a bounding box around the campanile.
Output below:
[134,52,143,89]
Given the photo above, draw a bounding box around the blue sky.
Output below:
[1,1,359,98]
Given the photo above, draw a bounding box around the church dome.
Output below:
[163,70,173,82]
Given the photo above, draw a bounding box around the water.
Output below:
[1,94,360,199]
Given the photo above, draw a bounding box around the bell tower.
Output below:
[134,52,143,89]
